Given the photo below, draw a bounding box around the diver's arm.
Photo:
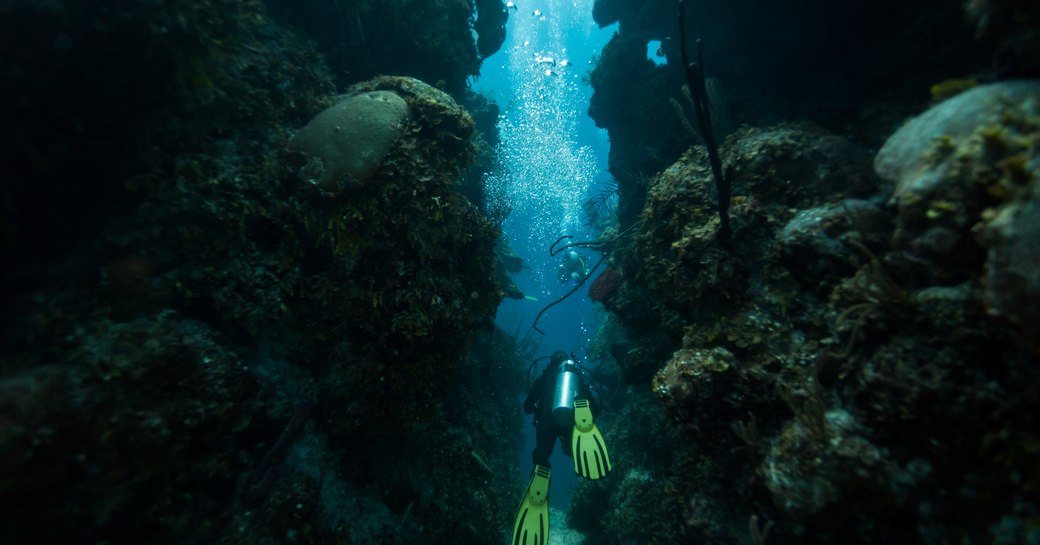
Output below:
[524,374,546,414]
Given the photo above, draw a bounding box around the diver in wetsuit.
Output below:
[557,250,589,284]
[511,351,612,545]
[524,351,600,467]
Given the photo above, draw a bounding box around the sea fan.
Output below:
[583,178,620,227]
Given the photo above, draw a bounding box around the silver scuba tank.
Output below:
[551,360,580,428]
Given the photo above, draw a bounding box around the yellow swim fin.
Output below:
[511,464,550,545]
[572,398,611,480]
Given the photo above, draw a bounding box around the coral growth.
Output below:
[876,80,1040,342]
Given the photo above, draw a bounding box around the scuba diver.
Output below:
[511,351,611,545]
[557,249,589,284]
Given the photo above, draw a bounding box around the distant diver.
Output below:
[557,249,589,285]
[511,351,611,545]
[532,223,636,334]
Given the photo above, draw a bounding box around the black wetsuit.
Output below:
[523,360,599,468]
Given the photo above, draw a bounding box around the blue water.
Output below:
[475,0,616,507]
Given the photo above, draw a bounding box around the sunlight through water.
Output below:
[484,0,602,293]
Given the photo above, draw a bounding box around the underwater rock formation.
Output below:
[761,407,895,526]
[474,0,509,59]
[0,2,519,544]
[591,78,1039,545]
[0,313,262,535]
[587,31,689,226]
[981,189,1040,349]
[0,0,335,304]
[617,123,876,337]
[777,200,891,293]
[264,0,488,98]
[586,0,991,228]
[591,0,621,28]
[589,2,1040,544]
[876,81,1040,202]
[876,80,1040,344]
[964,0,1040,75]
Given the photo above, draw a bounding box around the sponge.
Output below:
[288,90,410,193]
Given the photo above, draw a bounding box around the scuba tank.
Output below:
[551,360,581,428]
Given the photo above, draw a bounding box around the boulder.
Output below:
[288,90,409,193]
[875,80,1040,207]
[874,79,1040,339]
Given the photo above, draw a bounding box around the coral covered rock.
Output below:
[964,0,1040,74]
[778,199,890,292]
[653,347,736,425]
[626,123,875,333]
[727,123,876,209]
[762,408,894,525]
[653,345,772,453]
[0,312,261,539]
[979,181,1040,347]
[876,81,1040,207]
[588,5,1040,545]
[347,75,478,178]
[875,80,1040,322]
[288,90,410,193]
[0,7,505,542]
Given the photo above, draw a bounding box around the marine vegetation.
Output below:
[584,177,621,228]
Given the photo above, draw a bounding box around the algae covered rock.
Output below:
[761,408,894,525]
[627,123,875,332]
[288,90,410,193]
[874,80,1040,334]
[727,123,876,208]
[347,75,478,177]
[979,180,1040,346]
[778,199,890,291]
[875,80,1040,208]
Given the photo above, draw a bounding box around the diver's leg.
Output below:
[532,416,556,467]
[559,426,573,458]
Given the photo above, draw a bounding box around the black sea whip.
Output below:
[678,0,731,245]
